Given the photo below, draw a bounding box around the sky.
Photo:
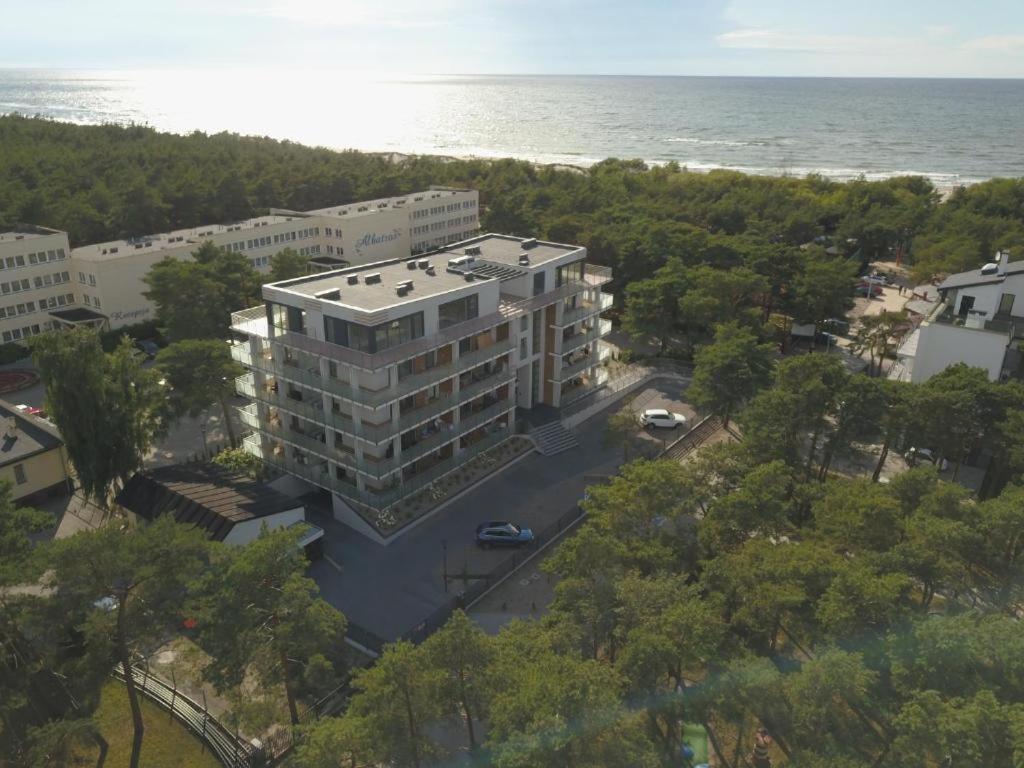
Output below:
[2,0,1023,77]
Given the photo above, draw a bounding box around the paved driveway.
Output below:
[306,377,691,644]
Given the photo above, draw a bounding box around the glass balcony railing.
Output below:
[243,425,515,512]
[397,395,514,467]
[229,341,253,367]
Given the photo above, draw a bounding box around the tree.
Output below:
[47,516,209,768]
[689,321,775,427]
[622,259,686,353]
[343,640,443,768]
[421,610,494,751]
[31,331,169,508]
[195,528,347,726]
[790,254,857,325]
[268,247,311,282]
[143,241,260,342]
[604,404,640,463]
[156,339,243,447]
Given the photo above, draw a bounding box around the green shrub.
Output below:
[0,343,29,365]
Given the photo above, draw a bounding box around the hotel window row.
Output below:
[0,248,67,271]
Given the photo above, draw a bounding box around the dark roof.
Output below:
[49,307,108,322]
[938,260,1024,291]
[116,464,302,541]
[0,398,63,466]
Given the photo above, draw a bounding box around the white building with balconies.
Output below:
[229,233,613,538]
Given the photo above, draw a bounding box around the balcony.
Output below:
[556,345,607,382]
[559,318,612,354]
[399,395,514,467]
[229,341,253,367]
[231,305,517,374]
[244,425,514,512]
[394,339,514,400]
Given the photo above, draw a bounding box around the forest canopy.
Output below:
[1,115,1022,285]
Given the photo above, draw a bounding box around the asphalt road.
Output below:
[306,377,692,643]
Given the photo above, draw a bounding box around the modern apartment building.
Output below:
[893,250,1024,383]
[229,233,612,534]
[69,187,479,330]
[0,226,90,345]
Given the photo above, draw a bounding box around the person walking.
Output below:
[751,727,772,768]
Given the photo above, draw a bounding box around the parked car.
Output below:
[857,281,884,298]
[639,409,687,429]
[134,339,160,360]
[905,447,949,471]
[475,521,535,548]
[14,404,45,418]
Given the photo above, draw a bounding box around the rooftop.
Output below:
[115,464,302,542]
[271,234,580,311]
[303,186,474,219]
[938,255,1024,291]
[0,225,64,243]
[71,214,299,262]
[0,398,64,467]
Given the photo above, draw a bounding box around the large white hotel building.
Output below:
[229,233,613,536]
[0,187,479,343]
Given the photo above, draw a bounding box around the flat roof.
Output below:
[0,398,63,466]
[71,214,298,262]
[115,464,302,542]
[271,234,580,312]
[50,307,108,323]
[304,187,474,219]
[0,225,63,243]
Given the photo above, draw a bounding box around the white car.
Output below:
[639,409,687,429]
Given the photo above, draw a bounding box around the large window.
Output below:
[556,261,584,287]
[438,294,479,330]
[533,272,547,297]
[323,312,424,354]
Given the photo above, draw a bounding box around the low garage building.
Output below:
[117,463,323,555]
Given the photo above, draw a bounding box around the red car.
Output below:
[857,282,883,298]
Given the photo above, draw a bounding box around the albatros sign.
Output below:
[353,228,404,258]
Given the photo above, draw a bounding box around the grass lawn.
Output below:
[74,680,221,768]
[683,722,709,764]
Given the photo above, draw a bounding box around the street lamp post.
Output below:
[200,422,208,460]
[442,539,449,593]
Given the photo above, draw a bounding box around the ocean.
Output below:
[2,70,1023,186]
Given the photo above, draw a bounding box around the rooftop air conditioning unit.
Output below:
[347,274,359,285]
[464,273,475,282]
[364,272,382,284]
[522,237,538,249]
[465,245,481,256]
[102,249,108,255]
[135,243,143,249]
[417,259,430,269]
[110,247,119,253]
[315,289,341,301]
[425,266,436,276]
[518,253,530,266]
[447,256,471,269]
[981,262,999,275]
[407,260,418,270]
[397,280,414,291]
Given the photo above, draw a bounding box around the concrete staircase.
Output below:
[530,421,579,456]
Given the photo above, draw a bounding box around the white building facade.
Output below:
[37,187,478,333]
[229,234,612,535]
[894,251,1024,383]
[0,226,84,345]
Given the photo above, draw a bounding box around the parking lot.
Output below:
[305,376,693,645]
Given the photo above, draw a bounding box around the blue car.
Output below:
[475,521,535,548]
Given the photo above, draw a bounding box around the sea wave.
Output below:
[663,137,766,147]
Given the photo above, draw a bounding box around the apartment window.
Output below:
[557,261,583,287]
[84,295,91,306]
[532,272,546,297]
[520,315,528,332]
[13,464,26,485]
[78,272,86,283]
[438,294,479,330]
[93,297,101,309]
[88,274,96,286]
